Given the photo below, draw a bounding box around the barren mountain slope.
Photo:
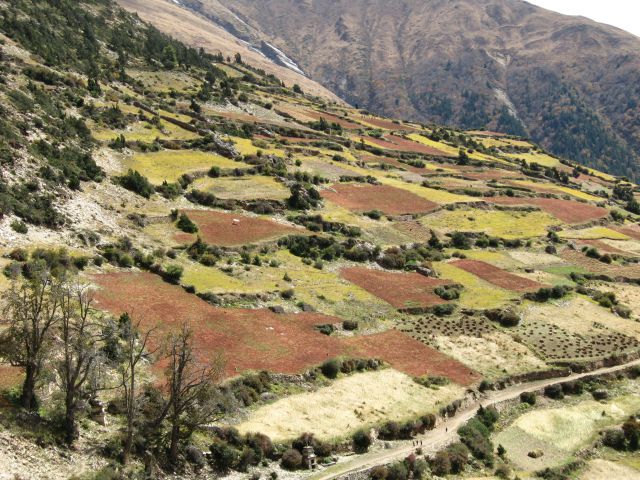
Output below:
[116,0,343,102]
[188,0,640,180]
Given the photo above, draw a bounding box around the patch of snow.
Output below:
[263,41,307,76]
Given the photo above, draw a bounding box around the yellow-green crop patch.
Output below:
[422,208,560,239]
[123,150,247,183]
[407,134,508,164]
[559,227,630,240]
[433,262,517,309]
[510,179,601,202]
[494,394,640,471]
[192,175,290,201]
[229,136,286,157]
[504,151,562,168]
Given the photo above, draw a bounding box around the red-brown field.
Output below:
[616,226,640,241]
[359,154,425,173]
[92,273,477,383]
[344,330,480,385]
[560,249,640,279]
[303,109,362,129]
[360,116,421,132]
[341,267,449,309]
[92,272,345,377]
[577,239,633,256]
[489,197,609,224]
[364,135,452,157]
[452,259,544,292]
[177,210,302,246]
[321,184,439,215]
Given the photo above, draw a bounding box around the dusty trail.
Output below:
[309,358,640,480]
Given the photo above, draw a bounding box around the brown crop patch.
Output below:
[321,184,439,215]
[560,249,640,279]
[360,116,421,132]
[489,197,609,224]
[177,210,302,246]
[92,272,344,377]
[359,154,426,173]
[344,330,480,385]
[364,135,451,156]
[92,273,476,384]
[303,109,362,129]
[577,239,633,256]
[452,259,544,292]
[616,226,640,241]
[341,267,449,310]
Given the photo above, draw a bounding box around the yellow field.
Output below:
[434,332,547,379]
[478,137,532,149]
[422,208,560,239]
[559,226,630,241]
[505,151,561,168]
[192,175,290,201]
[381,177,475,204]
[433,262,517,309]
[181,262,249,293]
[229,136,286,157]
[446,249,520,269]
[235,369,465,441]
[495,393,640,471]
[123,150,246,183]
[407,134,507,164]
[503,395,640,452]
[510,179,600,201]
[91,120,199,143]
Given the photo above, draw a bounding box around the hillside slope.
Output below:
[178,0,640,181]
[116,0,343,103]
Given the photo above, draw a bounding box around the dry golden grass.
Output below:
[521,297,640,340]
[433,332,547,380]
[192,176,290,201]
[581,459,640,480]
[235,369,465,440]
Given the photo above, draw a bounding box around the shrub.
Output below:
[352,429,372,453]
[163,264,184,283]
[321,358,341,379]
[544,384,564,400]
[117,170,154,198]
[280,449,302,470]
[520,391,536,406]
[433,303,455,317]
[209,440,241,472]
[446,442,470,473]
[176,213,198,233]
[431,450,451,476]
[370,466,389,480]
[10,220,28,234]
[343,320,359,331]
[602,429,626,450]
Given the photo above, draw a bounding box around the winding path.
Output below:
[309,358,640,480]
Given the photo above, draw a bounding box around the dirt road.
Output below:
[309,358,640,480]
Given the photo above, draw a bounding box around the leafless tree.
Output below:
[56,281,100,444]
[118,313,156,465]
[0,268,63,410]
[154,323,224,466]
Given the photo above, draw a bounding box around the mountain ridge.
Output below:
[159,0,640,181]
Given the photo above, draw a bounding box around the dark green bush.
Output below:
[321,359,341,379]
[117,170,154,198]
